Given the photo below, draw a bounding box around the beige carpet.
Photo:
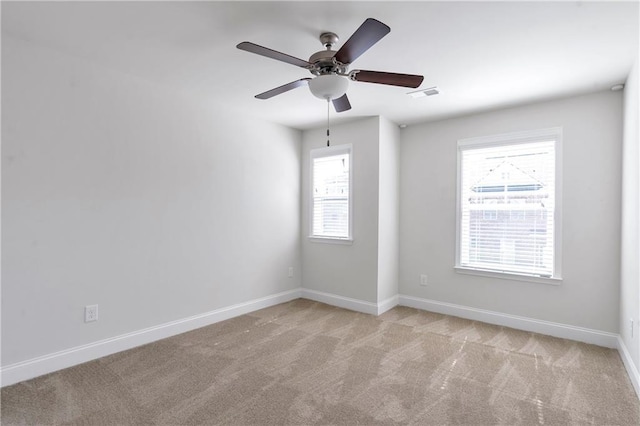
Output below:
[2,299,639,425]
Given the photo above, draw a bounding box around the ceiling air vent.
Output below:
[408,87,439,98]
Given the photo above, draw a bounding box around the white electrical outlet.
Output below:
[85,305,98,323]
[288,267,294,278]
[631,318,634,338]
[420,274,428,286]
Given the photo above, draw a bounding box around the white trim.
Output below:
[309,143,353,240]
[553,129,563,278]
[0,289,302,387]
[301,288,379,315]
[377,294,399,315]
[300,289,398,316]
[617,336,640,399]
[455,127,563,280]
[5,288,634,401]
[398,294,618,348]
[308,236,353,245]
[457,127,564,148]
[454,266,562,285]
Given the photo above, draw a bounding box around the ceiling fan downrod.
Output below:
[320,32,339,50]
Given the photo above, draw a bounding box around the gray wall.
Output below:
[301,116,401,307]
[399,91,623,332]
[301,117,380,303]
[377,117,400,303]
[1,32,632,382]
[2,36,302,365]
[621,57,640,371]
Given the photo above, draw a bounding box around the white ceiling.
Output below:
[2,1,638,130]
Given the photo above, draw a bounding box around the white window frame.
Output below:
[455,127,563,284]
[309,144,353,244]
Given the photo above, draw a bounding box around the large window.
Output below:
[310,144,352,240]
[456,128,562,280]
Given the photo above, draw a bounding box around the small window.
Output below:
[456,128,562,280]
[310,145,352,241]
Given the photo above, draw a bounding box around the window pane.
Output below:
[459,140,556,276]
[312,151,350,238]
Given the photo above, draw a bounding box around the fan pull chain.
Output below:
[326,99,331,147]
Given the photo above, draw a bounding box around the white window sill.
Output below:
[454,266,562,285]
[308,236,353,245]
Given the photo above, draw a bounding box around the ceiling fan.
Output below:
[237,18,424,112]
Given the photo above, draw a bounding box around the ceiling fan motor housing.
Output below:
[309,50,348,76]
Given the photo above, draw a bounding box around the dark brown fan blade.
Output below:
[255,78,312,99]
[237,42,311,68]
[332,94,351,112]
[351,70,424,88]
[334,18,390,65]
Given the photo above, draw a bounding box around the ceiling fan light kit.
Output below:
[309,74,349,100]
[237,18,425,113]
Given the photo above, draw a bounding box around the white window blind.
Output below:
[457,130,560,278]
[311,145,351,239]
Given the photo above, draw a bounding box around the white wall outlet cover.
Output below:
[85,305,98,323]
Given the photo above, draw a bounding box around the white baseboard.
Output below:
[617,336,640,399]
[301,288,380,315]
[1,288,302,387]
[377,294,399,315]
[3,288,632,397]
[398,294,619,348]
[299,289,397,316]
